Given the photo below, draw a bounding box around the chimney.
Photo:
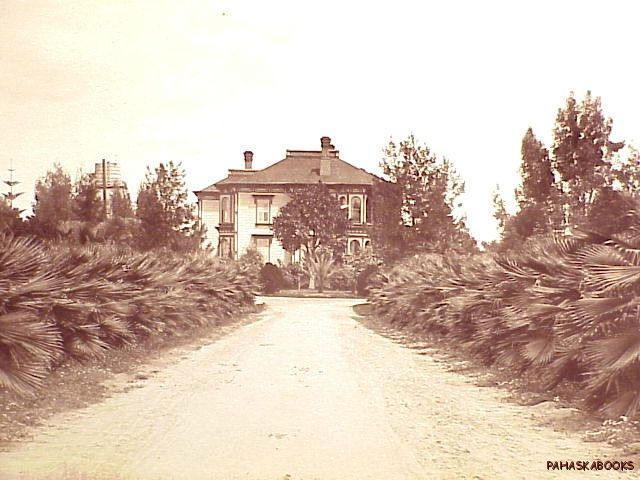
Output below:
[320,136,332,176]
[243,151,253,170]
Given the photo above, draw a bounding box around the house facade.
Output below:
[194,136,377,263]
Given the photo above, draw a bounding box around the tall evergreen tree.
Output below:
[552,91,624,225]
[0,200,24,233]
[373,135,475,260]
[518,127,555,206]
[135,161,199,251]
[492,186,509,235]
[369,178,405,261]
[72,173,104,224]
[28,164,73,238]
[109,188,134,218]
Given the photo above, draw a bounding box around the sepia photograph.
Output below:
[1,1,640,478]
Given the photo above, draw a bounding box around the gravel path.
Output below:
[0,297,633,479]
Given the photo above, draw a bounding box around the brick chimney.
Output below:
[243,151,253,170]
[320,136,332,176]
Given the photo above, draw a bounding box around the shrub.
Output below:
[368,206,640,419]
[0,234,257,397]
[260,262,284,294]
[356,264,380,297]
[239,248,264,273]
[280,262,308,289]
[329,264,355,291]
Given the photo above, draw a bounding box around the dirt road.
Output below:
[0,297,632,480]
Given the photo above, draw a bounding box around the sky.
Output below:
[2,0,639,242]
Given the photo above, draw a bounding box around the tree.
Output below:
[495,128,563,249]
[372,135,475,260]
[99,188,135,244]
[518,128,555,206]
[272,182,349,289]
[552,91,624,226]
[135,161,199,251]
[492,186,510,234]
[28,164,73,239]
[72,173,104,224]
[0,200,24,233]
[110,187,134,218]
[369,178,406,261]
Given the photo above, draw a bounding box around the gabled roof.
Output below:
[196,148,379,194]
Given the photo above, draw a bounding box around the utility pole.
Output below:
[101,158,108,219]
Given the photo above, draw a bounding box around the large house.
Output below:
[194,136,378,263]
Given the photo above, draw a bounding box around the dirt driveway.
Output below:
[0,297,632,480]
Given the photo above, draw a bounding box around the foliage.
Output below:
[135,161,200,251]
[273,182,348,255]
[273,182,349,289]
[0,234,257,397]
[585,187,636,237]
[260,262,285,294]
[303,246,336,292]
[552,91,624,226]
[344,247,381,294]
[27,164,74,239]
[239,248,264,272]
[356,264,381,297]
[518,128,556,206]
[279,262,308,289]
[369,179,405,261]
[496,93,627,248]
[372,135,476,261]
[492,186,510,235]
[110,187,134,219]
[0,201,24,234]
[328,263,355,291]
[73,173,104,224]
[370,195,640,418]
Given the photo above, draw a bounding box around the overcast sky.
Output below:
[2,0,639,242]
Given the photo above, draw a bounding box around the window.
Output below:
[253,236,271,262]
[349,239,361,254]
[364,240,371,250]
[365,196,371,223]
[255,197,271,224]
[221,196,231,224]
[219,236,234,258]
[350,197,362,223]
[339,195,349,219]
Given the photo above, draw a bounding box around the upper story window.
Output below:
[255,197,272,225]
[339,195,348,218]
[221,196,231,224]
[350,196,362,223]
[365,196,371,223]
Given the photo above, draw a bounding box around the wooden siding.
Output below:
[200,198,220,250]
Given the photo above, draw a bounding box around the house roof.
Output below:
[196,148,379,194]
